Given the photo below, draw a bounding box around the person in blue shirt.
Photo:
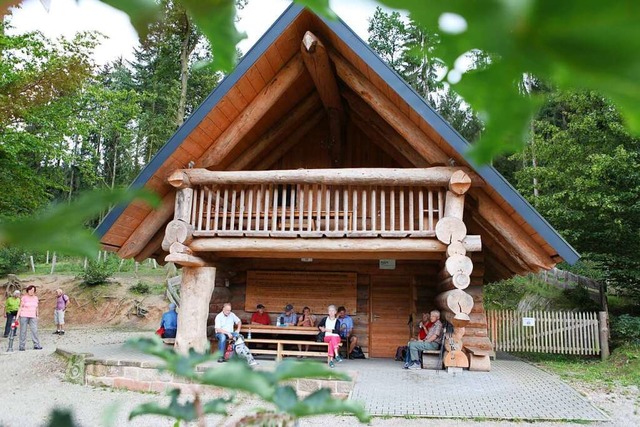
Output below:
[279,304,297,326]
[160,303,178,338]
[337,306,358,357]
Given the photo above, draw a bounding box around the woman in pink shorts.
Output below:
[317,305,343,368]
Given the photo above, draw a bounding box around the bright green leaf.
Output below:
[180,0,246,72]
[294,0,337,20]
[272,359,350,382]
[101,0,161,39]
[289,388,370,422]
[199,359,275,400]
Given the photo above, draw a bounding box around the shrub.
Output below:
[80,259,116,286]
[611,315,640,346]
[130,281,151,295]
[0,247,27,276]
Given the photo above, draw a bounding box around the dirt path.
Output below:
[0,327,637,427]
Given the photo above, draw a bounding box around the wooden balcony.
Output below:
[189,183,445,238]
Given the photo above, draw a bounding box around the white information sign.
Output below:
[522,317,536,327]
[379,259,396,270]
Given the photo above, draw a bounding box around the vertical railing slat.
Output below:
[205,187,212,231]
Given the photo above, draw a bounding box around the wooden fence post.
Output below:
[50,253,57,275]
[29,256,35,273]
[598,311,610,361]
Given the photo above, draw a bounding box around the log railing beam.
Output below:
[167,167,483,188]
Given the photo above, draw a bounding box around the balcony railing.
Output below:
[188,183,445,238]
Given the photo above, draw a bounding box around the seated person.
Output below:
[251,304,270,325]
[214,303,241,363]
[296,306,316,327]
[402,312,433,365]
[278,304,297,326]
[405,310,443,370]
[296,306,316,355]
[337,306,358,356]
[159,303,178,338]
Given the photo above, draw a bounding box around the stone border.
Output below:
[56,348,355,399]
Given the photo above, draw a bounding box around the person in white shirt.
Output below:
[214,303,241,363]
[317,305,343,368]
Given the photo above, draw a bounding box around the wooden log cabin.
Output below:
[97,5,579,370]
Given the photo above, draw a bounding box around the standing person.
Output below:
[214,303,241,363]
[250,304,270,325]
[160,303,178,338]
[278,304,297,326]
[406,310,443,370]
[337,306,358,357]
[318,305,343,368]
[53,289,69,335]
[16,285,42,351]
[3,290,21,338]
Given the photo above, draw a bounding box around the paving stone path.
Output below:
[347,355,608,421]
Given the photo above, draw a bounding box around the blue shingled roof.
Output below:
[97,3,579,265]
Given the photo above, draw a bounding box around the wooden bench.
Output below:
[245,338,330,361]
[421,349,443,370]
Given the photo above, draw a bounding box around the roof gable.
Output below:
[97,4,579,276]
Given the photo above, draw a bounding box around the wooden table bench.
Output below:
[464,346,493,371]
[245,338,330,361]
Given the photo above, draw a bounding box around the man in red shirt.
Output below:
[250,304,270,325]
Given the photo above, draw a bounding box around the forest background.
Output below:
[1,0,639,301]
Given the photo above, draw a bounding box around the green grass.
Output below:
[14,256,168,279]
[517,344,640,388]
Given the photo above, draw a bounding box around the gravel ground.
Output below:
[0,327,636,427]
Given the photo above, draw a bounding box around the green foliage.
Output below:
[367,7,482,142]
[129,281,151,295]
[611,315,640,347]
[506,90,640,297]
[0,188,159,257]
[0,247,27,276]
[46,408,77,427]
[518,344,640,388]
[80,258,117,287]
[129,388,230,422]
[371,0,640,163]
[126,337,370,425]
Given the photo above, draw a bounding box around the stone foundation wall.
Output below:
[84,359,354,399]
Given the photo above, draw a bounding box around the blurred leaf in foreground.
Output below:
[0,188,159,257]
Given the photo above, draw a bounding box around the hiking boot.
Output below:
[408,362,421,370]
[328,361,335,368]
[34,346,43,350]
[334,355,343,363]
[59,331,65,335]
[19,348,25,351]
[52,331,59,335]
[217,358,225,363]
[403,362,410,369]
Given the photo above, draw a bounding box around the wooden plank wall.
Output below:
[206,259,441,357]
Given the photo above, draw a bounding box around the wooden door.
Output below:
[369,276,412,357]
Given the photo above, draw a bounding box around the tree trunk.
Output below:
[176,13,194,128]
[175,266,216,354]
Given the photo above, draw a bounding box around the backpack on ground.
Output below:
[350,345,366,359]
[394,345,407,361]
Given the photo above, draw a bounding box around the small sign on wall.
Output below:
[379,259,396,270]
[522,317,536,327]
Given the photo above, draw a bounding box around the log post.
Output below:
[599,311,610,361]
[175,266,216,354]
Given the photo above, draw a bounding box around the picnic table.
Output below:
[244,324,330,361]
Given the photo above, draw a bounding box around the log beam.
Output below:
[301,31,344,166]
[175,266,216,354]
[330,51,451,165]
[117,191,176,259]
[167,166,483,188]
[188,237,481,255]
[197,54,309,168]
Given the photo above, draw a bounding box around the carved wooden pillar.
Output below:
[175,266,216,354]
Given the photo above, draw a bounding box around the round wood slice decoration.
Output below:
[435,217,467,244]
[445,254,473,276]
[452,272,471,289]
[446,241,466,257]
